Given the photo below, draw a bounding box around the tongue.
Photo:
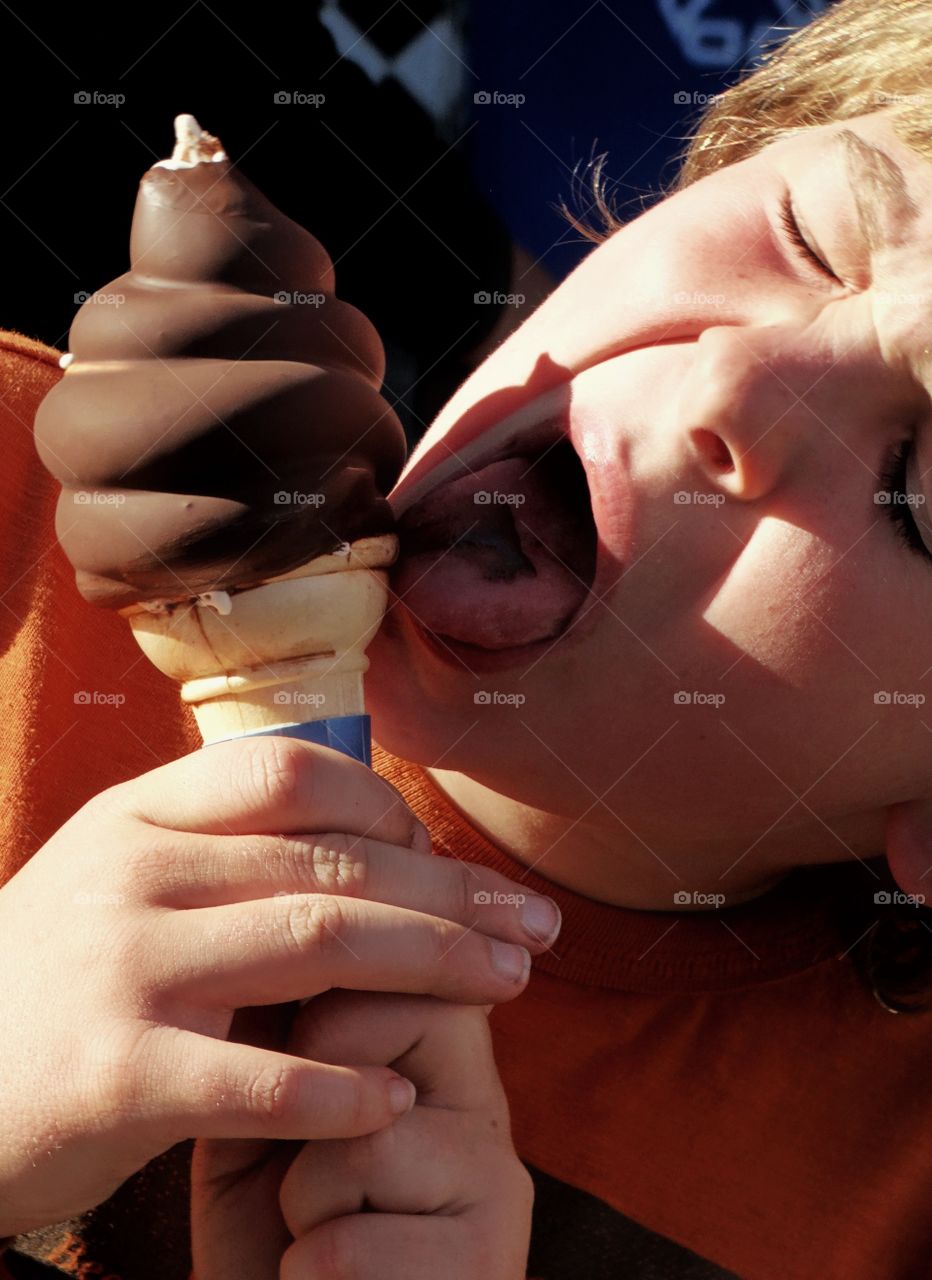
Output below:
[393,453,595,649]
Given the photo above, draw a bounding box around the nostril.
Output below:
[690,428,735,474]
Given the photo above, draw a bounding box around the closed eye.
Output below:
[778,191,841,286]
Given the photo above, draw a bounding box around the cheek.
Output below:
[687,516,930,724]
[696,518,843,687]
[549,525,874,817]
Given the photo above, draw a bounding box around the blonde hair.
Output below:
[564,0,932,244]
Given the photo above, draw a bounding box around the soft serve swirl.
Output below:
[34,115,406,609]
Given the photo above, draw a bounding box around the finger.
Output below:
[138,1027,417,1142]
[106,734,427,848]
[287,992,502,1109]
[154,830,560,951]
[160,895,532,1007]
[279,1105,481,1236]
[282,1213,527,1280]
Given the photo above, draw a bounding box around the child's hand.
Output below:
[282,991,534,1279]
[0,736,552,1239]
[193,991,533,1280]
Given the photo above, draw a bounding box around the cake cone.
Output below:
[122,534,397,753]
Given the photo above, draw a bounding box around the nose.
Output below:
[678,323,916,503]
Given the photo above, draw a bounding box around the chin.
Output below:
[366,621,512,781]
[366,619,450,766]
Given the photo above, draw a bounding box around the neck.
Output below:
[425,766,791,910]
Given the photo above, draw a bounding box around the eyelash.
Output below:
[878,440,932,565]
[778,193,838,284]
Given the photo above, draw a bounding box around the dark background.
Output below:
[0,0,829,446]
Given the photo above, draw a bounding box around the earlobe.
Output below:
[884,798,932,897]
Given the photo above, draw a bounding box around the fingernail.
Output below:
[388,1076,417,1115]
[520,895,562,945]
[490,938,531,984]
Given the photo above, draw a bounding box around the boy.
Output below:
[3,0,932,1275]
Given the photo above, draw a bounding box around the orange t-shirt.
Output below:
[2,330,932,1280]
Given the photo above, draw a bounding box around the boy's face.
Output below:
[368,110,932,884]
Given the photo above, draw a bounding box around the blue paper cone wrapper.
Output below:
[208,714,372,766]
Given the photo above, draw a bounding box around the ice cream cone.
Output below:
[121,534,397,752]
[34,113,408,765]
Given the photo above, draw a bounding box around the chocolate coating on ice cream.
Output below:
[34,121,406,609]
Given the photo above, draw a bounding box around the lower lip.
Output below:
[388,593,599,674]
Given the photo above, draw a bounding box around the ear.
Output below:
[884,799,932,897]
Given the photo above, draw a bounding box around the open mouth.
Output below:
[392,427,598,652]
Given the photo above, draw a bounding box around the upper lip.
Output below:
[390,383,570,520]
[388,329,697,518]
[386,328,699,619]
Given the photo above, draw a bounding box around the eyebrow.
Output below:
[837,130,920,252]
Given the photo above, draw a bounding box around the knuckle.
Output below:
[122,827,178,897]
[78,780,136,833]
[307,832,369,898]
[284,894,348,965]
[243,1060,301,1122]
[236,735,310,814]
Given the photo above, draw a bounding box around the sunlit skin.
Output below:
[366,109,932,911]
